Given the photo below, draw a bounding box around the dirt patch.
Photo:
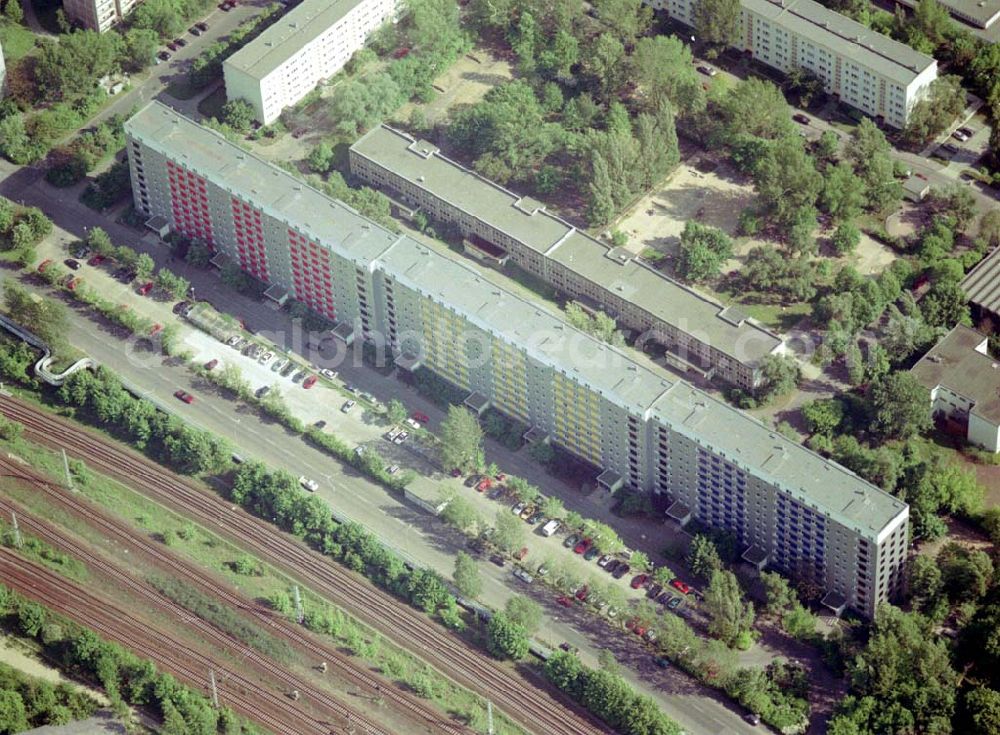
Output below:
[394,50,514,125]
[0,636,111,705]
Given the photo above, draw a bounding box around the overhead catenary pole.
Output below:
[487,700,494,735]
[62,449,74,492]
[209,670,219,708]
[10,511,22,548]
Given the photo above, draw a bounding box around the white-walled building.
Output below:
[62,0,141,32]
[223,0,399,125]
[646,0,937,128]
[911,326,1000,453]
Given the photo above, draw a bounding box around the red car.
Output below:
[87,255,106,266]
[204,359,218,370]
[575,585,589,601]
[411,411,429,424]
[138,281,154,296]
[670,579,692,595]
[65,276,82,291]
[514,546,528,560]
[476,477,493,492]
[631,574,650,589]
[574,538,592,555]
[556,595,573,608]
[173,390,194,404]
[633,622,648,637]
[392,46,411,58]
[303,375,317,389]
[37,259,52,273]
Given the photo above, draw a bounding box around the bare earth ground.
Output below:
[0,636,111,705]
[393,51,514,126]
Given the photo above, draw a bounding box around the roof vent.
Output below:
[417,175,425,182]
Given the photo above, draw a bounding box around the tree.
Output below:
[756,354,801,402]
[831,221,861,255]
[440,494,481,534]
[631,36,704,115]
[590,0,651,46]
[687,534,722,580]
[135,253,155,282]
[492,510,526,553]
[847,119,902,213]
[907,554,944,616]
[903,75,966,146]
[587,150,617,226]
[716,79,794,142]
[34,30,122,102]
[220,99,255,132]
[122,28,160,72]
[761,571,797,618]
[965,687,1000,735]
[386,399,407,425]
[979,208,1000,247]
[938,542,993,602]
[753,135,822,228]
[453,551,482,598]
[629,551,650,573]
[307,142,335,174]
[541,496,565,519]
[439,406,484,472]
[3,280,68,349]
[693,0,741,48]
[930,183,977,233]
[677,221,733,282]
[869,371,931,441]
[486,611,529,660]
[703,570,755,648]
[504,596,542,634]
[821,161,865,222]
[3,0,23,23]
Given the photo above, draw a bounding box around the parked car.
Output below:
[196,21,208,30]
[464,475,479,488]
[792,112,810,124]
[258,351,274,364]
[697,64,717,76]
[167,41,178,51]
[564,533,581,549]
[518,505,535,520]
[745,713,761,726]
[513,568,533,584]
[643,630,658,643]
[574,585,589,601]
[292,371,306,383]
[555,595,573,608]
[314,420,326,430]
[527,510,544,524]
[450,467,462,477]
[320,368,336,379]
[583,545,601,561]
[597,554,613,568]
[667,596,683,610]
[631,574,650,589]
[653,656,670,669]
[647,583,663,599]
[952,128,971,142]
[64,258,81,270]
[303,375,317,389]
[64,276,82,291]
[173,390,194,404]
[514,546,528,561]
[280,362,296,377]
[612,563,630,579]
[411,411,429,424]
[137,281,154,296]
[477,477,493,492]
[574,538,592,555]
[174,37,187,47]
[189,25,201,35]
[604,559,621,574]
[393,431,409,444]
[271,359,286,372]
[511,501,527,515]
[299,476,319,492]
[670,579,692,595]
[490,554,506,567]
[541,519,561,537]
[487,486,504,500]
[536,563,549,577]
[657,591,673,606]
[37,259,53,273]
[958,126,974,138]
[405,418,421,430]
[341,400,356,413]
[255,386,270,398]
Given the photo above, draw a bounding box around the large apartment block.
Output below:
[223,0,399,125]
[62,0,140,31]
[349,126,784,390]
[125,102,909,618]
[646,0,936,128]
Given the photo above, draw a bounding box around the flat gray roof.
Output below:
[961,245,1000,315]
[650,383,908,540]
[125,102,399,267]
[911,325,1000,425]
[742,0,936,87]
[225,0,368,81]
[130,103,905,542]
[351,125,783,366]
[894,0,1000,27]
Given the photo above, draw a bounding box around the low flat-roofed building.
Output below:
[911,325,1000,452]
[223,0,399,124]
[349,125,784,389]
[895,0,1000,28]
[961,246,1000,321]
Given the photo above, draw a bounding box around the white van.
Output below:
[541,519,561,537]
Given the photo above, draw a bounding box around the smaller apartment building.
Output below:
[62,0,140,31]
[223,0,399,124]
[349,126,784,389]
[125,102,908,618]
[645,0,937,128]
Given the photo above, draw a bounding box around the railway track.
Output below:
[0,550,330,735]
[0,396,609,735]
[0,455,466,735]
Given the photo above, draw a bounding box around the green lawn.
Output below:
[0,22,38,63]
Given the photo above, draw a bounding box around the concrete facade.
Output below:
[62,0,140,32]
[222,0,399,124]
[125,102,909,618]
[349,126,785,390]
[645,0,937,128]
[911,325,1000,453]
